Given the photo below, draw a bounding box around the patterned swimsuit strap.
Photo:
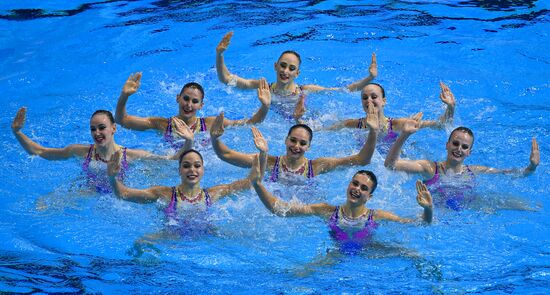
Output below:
[269,156,281,182]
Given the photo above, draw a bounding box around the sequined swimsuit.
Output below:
[328,206,378,254]
[164,116,208,149]
[82,144,128,194]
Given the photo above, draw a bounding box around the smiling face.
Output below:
[346,173,374,206]
[179,151,204,186]
[446,130,474,164]
[177,87,204,119]
[274,53,300,85]
[285,127,311,159]
[361,84,386,113]
[90,113,116,147]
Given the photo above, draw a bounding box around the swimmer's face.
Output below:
[285,127,311,159]
[90,113,116,147]
[346,174,373,205]
[361,84,386,112]
[179,152,204,185]
[446,131,473,162]
[177,87,204,119]
[274,53,300,85]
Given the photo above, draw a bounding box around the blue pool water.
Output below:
[1,1,549,293]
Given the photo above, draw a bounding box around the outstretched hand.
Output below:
[439,81,455,107]
[12,107,27,132]
[252,126,268,153]
[530,137,540,168]
[172,117,194,141]
[122,72,142,96]
[107,150,123,177]
[369,53,378,78]
[416,180,432,209]
[257,78,271,106]
[402,112,423,135]
[210,112,225,138]
[216,31,234,54]
[365,100,379,130]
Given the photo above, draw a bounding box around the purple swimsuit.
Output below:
[329,206,378,254]
[163,116,207,149]
[82,144,128,194]
[357,117,398,155]
[423,161,476,210]
[164,187,212,221]
[269,83,306,121]
[269,156,314,182]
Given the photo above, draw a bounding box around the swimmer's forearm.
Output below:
[246,103,270,124]
[422,206,433,223]
[384,133,410,168]
[252,181,282,215]
[13,130,41,156]
[524,163,537,176]
[346,74,375,92]
[216,52,231,84]
[115,92,130,125]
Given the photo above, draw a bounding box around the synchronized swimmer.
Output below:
[328,82,455,154]
[216,31,377,120]
[115,72,271,149]
[12,108,192,194]
[209,101,381,184]
[384,117,540,210]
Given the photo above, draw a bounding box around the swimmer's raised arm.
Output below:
[469,138,540,177]
[418,81,456,129]
[126,117,195,161]
[325,119,360,130]
[300,53,377,93]
[249,155,334,218]
[345,53,378,92]
[217,79,271,127]
[115,72,167,131]
[216,31,261,89]
[108,151,170,203]
[208,152,266,203]
[313,101,379,175]
[374,180,433,224]
[210,113,277,168]
[12,107,89,160]
[384,114,436,179]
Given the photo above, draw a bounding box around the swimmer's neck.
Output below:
[443,160,466,174]
[342,203,367,219]
[95,141,118,159]
[272,81,297,93]
[177,183,202,195]
[176,114,198,125]
[283,155,307,171]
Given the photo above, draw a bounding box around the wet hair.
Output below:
[178,149,204,166]
[179,82,205,100]
[448,127,475,147]
[354,170,378,194]
[278,50,302,66]
[363,83,386,98]
[91,110,115,124]
[287,124,313,142]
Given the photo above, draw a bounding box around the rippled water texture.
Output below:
[1,1,549,293]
